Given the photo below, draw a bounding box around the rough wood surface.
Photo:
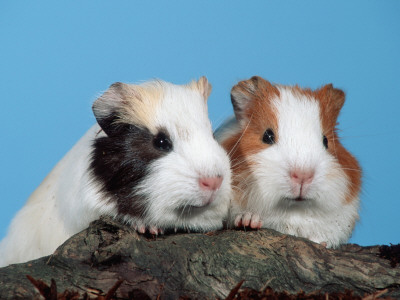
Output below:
[0,217,399,299]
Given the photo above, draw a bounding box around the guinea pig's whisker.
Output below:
[330,130,339,156]
[177,204,189,221]
[230,159,249,169]
[227,116,253,157]
[213,115,230,130]
[230,155,258,170]
[340,168,362,172]
[231,185,246,194]
[233,174,251,187]
[230,154,260,169]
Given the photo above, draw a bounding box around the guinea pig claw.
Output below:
[320,242,328,248]
[138,225,146,234]
[234,215,243,227]
[149,226,158,235]
[235,212,262,229]
[250,215,262,229]
[242,212,252,227]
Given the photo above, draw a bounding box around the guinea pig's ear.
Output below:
[189,76,212,100]
[231,76,277,123]
[316,84,346,122]
[92,82,129,136]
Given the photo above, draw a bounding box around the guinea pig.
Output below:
[0,77,232,266]
[216,76,361,248]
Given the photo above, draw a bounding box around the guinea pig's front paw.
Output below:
[234,212,263,229]
[132,221,164,235]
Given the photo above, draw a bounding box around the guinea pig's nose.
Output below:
[290,169,315,185]
[199,176,223,191]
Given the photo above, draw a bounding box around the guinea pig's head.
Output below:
[223,76,361,216]
[90,77,231,231]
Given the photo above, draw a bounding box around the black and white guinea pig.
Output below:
[216,76,361,248]
[0,77,232,266]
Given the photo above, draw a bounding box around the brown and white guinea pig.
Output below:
[216,76,361,248]
[0,77,232,266]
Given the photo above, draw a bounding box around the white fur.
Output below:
[219,87,359,248]
[0,125,116,267]
[0,80,231,267]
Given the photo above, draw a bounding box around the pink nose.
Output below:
[199,176,223,191]
[290,169,315,185]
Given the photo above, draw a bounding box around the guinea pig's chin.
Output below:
[175,192,218,211]
[282,196,312,203]
[277,196,316,209]
[174,202,212,217]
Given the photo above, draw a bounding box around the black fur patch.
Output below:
[89,124,169,217]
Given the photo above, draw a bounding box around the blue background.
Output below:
[1,1,399,246]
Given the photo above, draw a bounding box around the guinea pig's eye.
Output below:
[262,128,275,145]
[323,135,328,149]
[153,132,173,152]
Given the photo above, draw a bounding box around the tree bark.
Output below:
[0,217,399,299]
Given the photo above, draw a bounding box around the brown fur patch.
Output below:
[224,77,281,206]
[230,76,280,123]
[221,132,252,207]
[332,140,362,203]
[314,84,345,130]
[312,84,361,203]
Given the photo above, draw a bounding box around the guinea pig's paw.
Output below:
[320,241,328,248]
[148,226,164,235]
[132,221,146,234]
[234,212,263,229]
[132,221,164,235]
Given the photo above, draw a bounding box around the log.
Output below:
[0,217,399,299]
